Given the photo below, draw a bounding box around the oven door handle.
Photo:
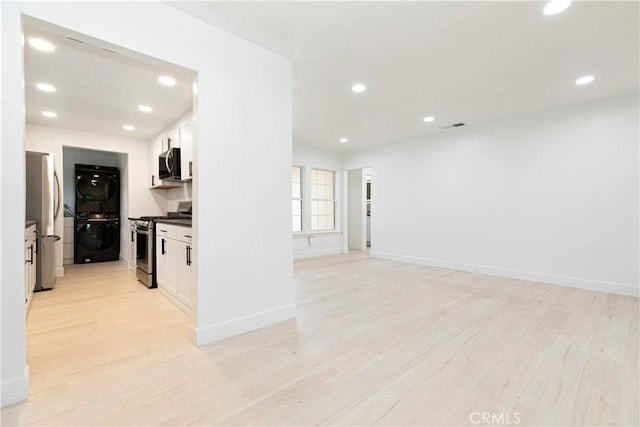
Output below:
[78,218,119,222]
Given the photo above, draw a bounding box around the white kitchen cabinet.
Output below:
[156,233,177,297]
[129,222,137,272]
[168,127,180,150]
[25,224,37,312]
[175,231,193,308]
[149,127,184,189]
[155,223,192,314]
[179,121,193,181]
[63,217,74,265]
[24,238,30,303]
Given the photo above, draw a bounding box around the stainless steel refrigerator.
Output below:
[26,151,61,291]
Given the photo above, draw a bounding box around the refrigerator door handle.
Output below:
[53,170,61,222]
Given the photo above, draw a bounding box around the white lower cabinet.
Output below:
[175,239,192,307]
[155,223,192,314]
[63,217,74,265]
[25,224,37,313]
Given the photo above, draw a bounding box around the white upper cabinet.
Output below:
[179,121,193,181]
[168,127,180,151]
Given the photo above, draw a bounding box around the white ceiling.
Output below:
[168,1,639,151]
[23,3,639,151]
[24,24,193,141]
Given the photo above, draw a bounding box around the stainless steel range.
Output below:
[135,218,156,287]
[135,201,192,288]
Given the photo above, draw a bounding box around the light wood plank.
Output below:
[1,253,637,426]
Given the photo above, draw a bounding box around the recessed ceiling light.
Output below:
[351,83,366,93]
[28,37,55,52]
[158,76,176,86]
[36,83,56,93]
[41,111,57,118]
[423,116,435,123]
[575,75,595,85]
[339,138,348,143]
[138,105,152,113]
[543,0,572,16]
[123,125,135,131]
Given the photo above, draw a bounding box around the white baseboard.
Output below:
[371,251,640,298]
[294,248,342,260]
[191,304,297,346]
[1,366,28,407]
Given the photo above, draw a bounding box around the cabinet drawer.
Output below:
[63,243,73,259]
[63,226,74,242]
[176,227,193,244]
[25,224,36,239]
[155,224,176,239]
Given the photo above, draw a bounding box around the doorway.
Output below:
[347,167,372,251]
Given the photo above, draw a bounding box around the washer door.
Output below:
[77,221,119,251]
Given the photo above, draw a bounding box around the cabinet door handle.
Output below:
[185,245,189,266]
[131,230,135,242]
[161,238,166,255]
[29,245,34,264]
[189,161,193,177]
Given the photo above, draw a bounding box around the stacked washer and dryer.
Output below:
[74,164,120,264]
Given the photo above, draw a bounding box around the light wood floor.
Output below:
[1,253,638,426]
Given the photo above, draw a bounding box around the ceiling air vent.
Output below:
[67,37,85,44]
[440,122,466,130]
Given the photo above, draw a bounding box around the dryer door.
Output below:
[75,172,119,214]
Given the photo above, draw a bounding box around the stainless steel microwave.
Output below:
[159,147,181,180]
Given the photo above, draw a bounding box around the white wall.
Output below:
[117,152,129,264]
[2,1,293,406]
[25,123,158,275]
[292,145,344,259]
[344,93,640,297]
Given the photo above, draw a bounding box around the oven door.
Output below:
[136,227,151,273]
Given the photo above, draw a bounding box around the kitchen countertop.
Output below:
[155,218,192,227]
[26,219,37,228]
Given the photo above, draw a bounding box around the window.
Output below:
[292,166,302,232]
[311,169,335,230]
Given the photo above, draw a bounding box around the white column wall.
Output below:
[1,1,293,406]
